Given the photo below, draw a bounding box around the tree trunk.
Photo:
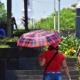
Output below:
[24,0,29,31]
[7,0,12,37]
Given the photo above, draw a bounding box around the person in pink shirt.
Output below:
[38,44,71,80]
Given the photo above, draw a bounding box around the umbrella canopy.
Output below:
[17,29,62,48]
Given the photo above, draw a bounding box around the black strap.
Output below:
[44,50,58,73]
[43,50,58,80]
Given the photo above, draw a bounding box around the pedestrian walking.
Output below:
[38,44,71,80]
[11,16,18,34]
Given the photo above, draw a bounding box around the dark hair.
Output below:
[48,45,58,50]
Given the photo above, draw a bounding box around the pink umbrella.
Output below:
[17,29,62,48]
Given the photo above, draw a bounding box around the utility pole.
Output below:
[31,0,35,30]
[24,0,29,31]
[58,0,60,33]
[7,0,12,37]
[32,17,35,30]
[54,0,56,31]
[28,0,35,30]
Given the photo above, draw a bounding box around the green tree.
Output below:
[0,2,7,37]
[35,8,76,31]
[60,8,76,30]
[0,2,7,22]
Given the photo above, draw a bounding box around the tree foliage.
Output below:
[60,8,76,30]
[35,8,76,30]
[0,2,7,22]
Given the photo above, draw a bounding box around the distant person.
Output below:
[38,44,71,80]
[21,16,25,26]
[11,16,18,33]
[0,28,6,38]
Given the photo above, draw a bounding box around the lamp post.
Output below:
[58,0,60,33]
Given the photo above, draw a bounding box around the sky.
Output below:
[0,0,80,25]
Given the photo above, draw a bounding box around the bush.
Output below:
[0,44,10,48]
[59,35,80,57]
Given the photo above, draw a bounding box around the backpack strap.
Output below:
[43,50,58,80]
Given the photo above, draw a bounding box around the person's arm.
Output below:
[39,58,46,66]
[37,52,46,67]
[62,59,71,80]
[78,54,80,64]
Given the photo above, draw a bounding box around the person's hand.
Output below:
[69,78,71,80]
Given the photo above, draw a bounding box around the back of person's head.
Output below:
[48,44,58,50]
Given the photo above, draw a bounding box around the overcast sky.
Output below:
[1,0,80,24]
